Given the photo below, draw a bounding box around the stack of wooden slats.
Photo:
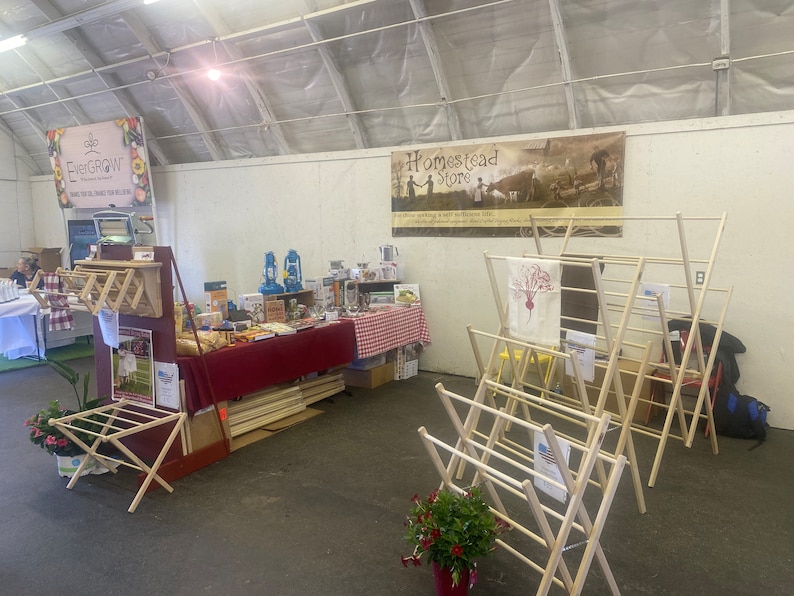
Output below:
[226,386,305,438]
[299,373,345,406]
[225,372,346,438]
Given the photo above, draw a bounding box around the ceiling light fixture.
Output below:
[207,38,221,81]
[0,34,26,54]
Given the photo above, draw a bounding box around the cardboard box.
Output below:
[185,403,228,453]
[238,292,265,323]
[564,358,651,423]
[343,362,394,388]
[27,247,62,272]
[204,281,228,319]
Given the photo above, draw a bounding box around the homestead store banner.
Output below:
[390,131,625,238]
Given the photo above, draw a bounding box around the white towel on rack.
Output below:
[507,257,561,347]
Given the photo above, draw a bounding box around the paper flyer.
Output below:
[111,326,155,406]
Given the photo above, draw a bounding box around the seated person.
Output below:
[9,256,45,289]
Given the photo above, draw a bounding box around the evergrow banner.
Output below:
[390,131,625,237]
[47,117,154,209]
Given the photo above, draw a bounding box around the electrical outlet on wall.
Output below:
[695,271,705,285]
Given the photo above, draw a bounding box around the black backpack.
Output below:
[712,382,770,443]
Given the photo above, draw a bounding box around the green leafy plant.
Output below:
[24,361,104,457]
[402,486,508,587]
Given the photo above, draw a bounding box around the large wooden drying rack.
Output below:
[475,212,731,492]
[29,259,163,318]
[426,380,626,594]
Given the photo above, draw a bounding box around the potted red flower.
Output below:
[24,361,104,477]
[402,486,508,594]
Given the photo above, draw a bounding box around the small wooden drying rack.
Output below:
[30,259,163,317]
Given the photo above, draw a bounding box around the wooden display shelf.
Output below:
[264,288,314,307]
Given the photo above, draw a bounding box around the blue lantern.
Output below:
[283,249,303,293]
[259,251,284,295]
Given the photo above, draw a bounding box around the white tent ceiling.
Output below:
[1,0,792,176]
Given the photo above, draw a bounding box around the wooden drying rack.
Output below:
[29,259,163,318]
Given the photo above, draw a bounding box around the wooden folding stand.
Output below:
[50,399,186,513]
[477,212,732,489]
[467,326,651,515]
[422,380,626,595]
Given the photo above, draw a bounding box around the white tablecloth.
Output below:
[0,294,46,359]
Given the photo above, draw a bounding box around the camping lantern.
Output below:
[259,251,284,295]
[283,249,303,293]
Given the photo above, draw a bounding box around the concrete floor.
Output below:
[2,358,792,595]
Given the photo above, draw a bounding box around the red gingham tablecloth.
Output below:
[352,306,431,359]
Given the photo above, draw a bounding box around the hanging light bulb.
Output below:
[207,38,221,81]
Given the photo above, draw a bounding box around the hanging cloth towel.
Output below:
[44,272,75,332]
[507,257,561,347]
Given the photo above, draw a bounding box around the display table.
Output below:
[0,294,46,360]
[350,306,431,359]
[178,320,356,413]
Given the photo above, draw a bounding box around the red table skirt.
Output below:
[178,320,355,413]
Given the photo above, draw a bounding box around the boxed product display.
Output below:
[351,268,381,282]
[238,292,266,323]
[305,276,335,310]
[379,261,397,280]
[204,280,229,319]
[393,284,421,306]
[395,342,421,380]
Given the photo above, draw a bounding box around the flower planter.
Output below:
[56,453,98,478]
[432,562,469,596]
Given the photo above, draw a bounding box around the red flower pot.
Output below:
[432,562,470,596]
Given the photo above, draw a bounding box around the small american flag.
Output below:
[538,442,557,467]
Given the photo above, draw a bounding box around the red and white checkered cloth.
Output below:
[44,272,75,332]
[352,306,431,359]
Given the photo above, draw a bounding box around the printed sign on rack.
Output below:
[565,330,596,382]
[533,433,572,503]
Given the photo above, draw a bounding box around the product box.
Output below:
[305,277,335,310]
[27,247,62,272]
[238,293,265,323]
[351,268,381,282]
[379,261,398,281]
[563,358,652,424]
[204,281,229,319]
[394,284,421,307]
[395,343,421,380]
[333,278,351,307]
[342,279,359,307]
[343,361,394,389]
